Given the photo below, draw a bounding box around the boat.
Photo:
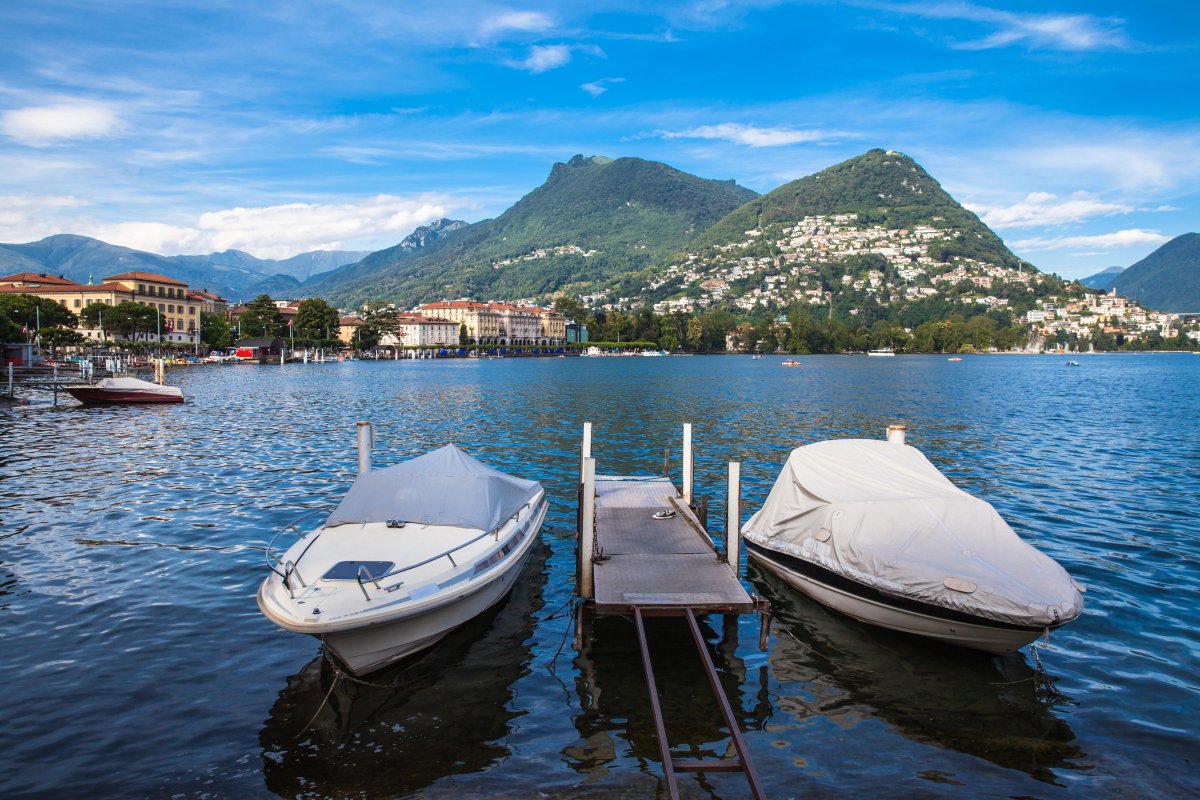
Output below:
[867,348,895,357]
[257,444,548,675]
[741,438,1084,654]
[781,359,802,367]
[63,376,184,404]
[947,356,962,362]
[1066,360,1080,367]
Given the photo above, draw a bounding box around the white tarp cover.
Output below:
[742,439,1083,627]
[325,444,541,532]
[97,377,183,397]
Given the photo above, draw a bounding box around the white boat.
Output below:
[867,348,895,357]
[63,376,184,404]
[258,445,548,675]
[742,439,1083,654]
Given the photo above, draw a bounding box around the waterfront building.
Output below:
[337,315,363,344]
[417,301,565,346]
[0,270,225,344]
[380,314,458,348]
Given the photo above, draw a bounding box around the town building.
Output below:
[0,270,226,344]
[380,314,459,348]
[417,301,566,346]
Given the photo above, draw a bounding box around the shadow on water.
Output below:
[258,541,549,798]
[747,562,1088,784]
[566,611,770,797]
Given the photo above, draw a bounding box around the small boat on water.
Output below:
[948,356,962,362]
[781,359,802,367]
[742,438,1084,654]
[867,348,896,357]
[1066,360,1080,367]
[258,444,548,675]
[63,376,184,404]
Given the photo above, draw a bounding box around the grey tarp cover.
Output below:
[325,444,541,531]
[97,377,183,397]
[742,439,1083,627]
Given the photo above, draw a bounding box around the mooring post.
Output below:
[579,456,596,598]
[7,363,12,398]
[887,424,907,445]
[580,421,592,485]
[726,461,741,575]
[356,421,373,473]
[682,422,694,507]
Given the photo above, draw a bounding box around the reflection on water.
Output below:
[568,612,770,796]
[749,563,1086,783]
[259,542,549,798]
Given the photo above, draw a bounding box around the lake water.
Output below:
[2,353,1197,799]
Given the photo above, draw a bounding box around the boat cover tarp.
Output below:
[325,444,541,532]
[96,377,183,397]
[742,440,1082,627]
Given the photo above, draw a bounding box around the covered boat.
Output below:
[742,439,1083,654]
[258,444,548,675]
[63,376,184,404]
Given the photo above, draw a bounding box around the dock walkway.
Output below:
[592,475,754,615]
[575,424,766,799]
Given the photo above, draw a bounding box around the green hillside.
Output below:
[696,149,1023,270]
[1109,233,1200,312]
[310,155,757,307]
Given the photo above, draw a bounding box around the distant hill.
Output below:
[307,156,758,308]
[0,234,367,302]
[695,149,1022,270]
[302,218,468,300]
[1079,266,1124,290]
[1108,233,1200,312]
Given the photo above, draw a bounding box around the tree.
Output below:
[0,295,77,342]
[358,303,399,350]
[294,297,340,342]
[104,301,157,341]
[686,316,703,351]
[237,295,285,339]
[39,326,85,357]
[200,312,232,350]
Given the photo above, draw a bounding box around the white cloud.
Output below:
[480,11,554,37]
[1009,229,1170,252]
[513,44,573,73]
[875,3,1131,52]
[658,123,841,147]
[84,195,456,259]
[581,77,626,97]
[0,102,124,146]
[971,191,1132,229]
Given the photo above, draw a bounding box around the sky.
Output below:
[0,1,1197,280]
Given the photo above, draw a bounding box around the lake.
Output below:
[1,353,1197,799]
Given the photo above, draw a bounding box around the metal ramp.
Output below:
[575,423,768,799]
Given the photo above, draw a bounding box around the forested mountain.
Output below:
[1079,266,1124,290]
[306,156,758,307]
[1106,233,1200,312]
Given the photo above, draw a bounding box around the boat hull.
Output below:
[746,540,1048,654]
[64,386,184,404]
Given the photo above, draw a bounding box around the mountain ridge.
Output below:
[1106,233,1200,312]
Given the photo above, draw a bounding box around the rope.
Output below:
[290,665,341,741]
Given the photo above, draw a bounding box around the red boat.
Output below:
[64,377,184,404]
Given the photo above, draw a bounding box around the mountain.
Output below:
[1107,233,1200,312]
[0,234,366,301]
[302,218,468,299]
[306,156,758,307]
[635,149,1059,323]
[1079,266,1124,290]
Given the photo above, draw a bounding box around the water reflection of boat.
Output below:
[259,542,548,797]
[258,445,548,675]
[749,563,1085,783]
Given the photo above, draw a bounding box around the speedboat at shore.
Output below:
[742,439,1083,654]
[63,376,184,404]
[867,348,896,357]
[257,445,548,675]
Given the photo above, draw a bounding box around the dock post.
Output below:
[579,456,596,598]
[682,422,694,506]
[726,461,741,575]
[580,421,592,483]
[356,421,373,473]
[7,363,12,398]
[887,424,907,445]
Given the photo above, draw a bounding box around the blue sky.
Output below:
[0,1,1196,279]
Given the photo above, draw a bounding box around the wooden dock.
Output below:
[575,423,766,799]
